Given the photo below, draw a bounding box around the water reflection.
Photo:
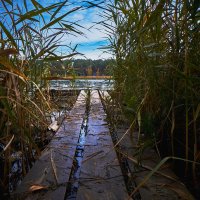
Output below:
[50,79,114,90]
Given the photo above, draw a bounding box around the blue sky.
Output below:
[1,0,112,60]
[57,1,112,60]
[38,0,112,59]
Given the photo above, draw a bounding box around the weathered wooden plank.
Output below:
[76,90,129,200]
[13,90,87,200]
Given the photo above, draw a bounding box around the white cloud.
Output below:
[61,24,106,43]
[50,2,113,59]
[71,13,85,21]
[59,9,111,59]
[74,48,113,60]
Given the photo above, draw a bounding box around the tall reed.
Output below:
[0,0,82,195]
[104,0,200,183]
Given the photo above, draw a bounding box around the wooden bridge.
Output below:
[44,76,113,80]
[12,90,193,200]
[13,90,129,200]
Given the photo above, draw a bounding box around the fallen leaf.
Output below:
[29,185,48,192]
[51,150,59,185]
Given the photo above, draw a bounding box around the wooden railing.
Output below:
[44,76,113,80]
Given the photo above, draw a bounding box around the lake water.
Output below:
[50,79,114,90]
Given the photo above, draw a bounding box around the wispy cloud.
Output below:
[60,7,111,59]
[37,0,111,59]
[74,48,112,60]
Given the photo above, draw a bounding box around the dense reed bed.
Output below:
[0,0,82,197]
[0,0,199,198]
[103,0,200,197]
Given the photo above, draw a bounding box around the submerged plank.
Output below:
[76,90,129,200]
[13,90,87,200]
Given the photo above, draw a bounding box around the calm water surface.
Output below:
[50,79,114,90]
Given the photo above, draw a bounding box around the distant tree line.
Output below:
[50,59,115,76]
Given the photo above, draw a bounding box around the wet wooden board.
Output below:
[13,90,87,200]
[76,90,129,200]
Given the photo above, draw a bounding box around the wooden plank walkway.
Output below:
[13,90,87,200]
[13,90,129,200]
[76,90,129,200]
